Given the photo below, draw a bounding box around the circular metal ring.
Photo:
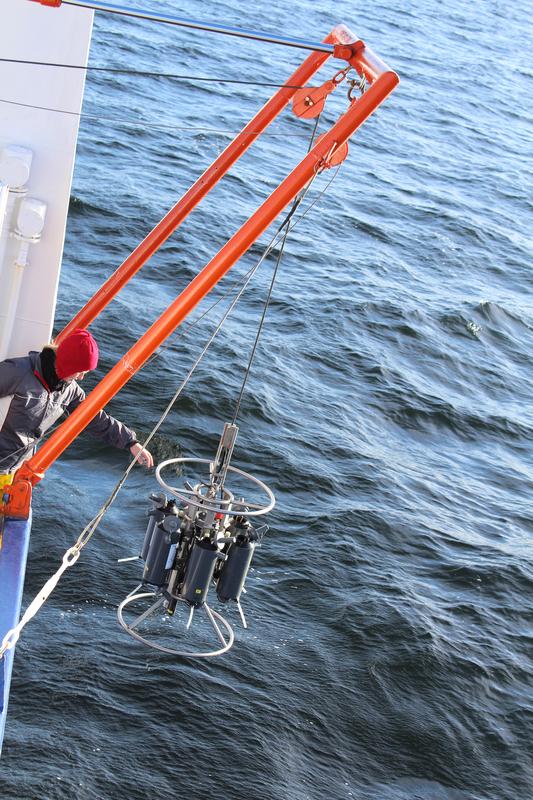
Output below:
[155,457,275,517]
[117,591,235,658]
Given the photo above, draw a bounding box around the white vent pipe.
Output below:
[0,145,34,362]
[0,145,32,268]
[0,197,47,362]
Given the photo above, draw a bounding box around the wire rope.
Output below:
[60,0,334,55]
[0,157,342,658]
[0,165,340,475]
[0,57,306,89]
[231,115,322,424]
[0,96,318,138]
[0,165,340,471]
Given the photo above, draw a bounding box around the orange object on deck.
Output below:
[2,30,399,520]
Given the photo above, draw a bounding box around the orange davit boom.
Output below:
[2,33,399,519]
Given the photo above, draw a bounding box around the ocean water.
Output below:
[1,0,532,798]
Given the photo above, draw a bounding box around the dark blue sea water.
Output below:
[2,0,532,798]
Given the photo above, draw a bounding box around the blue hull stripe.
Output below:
[0,513,32,756]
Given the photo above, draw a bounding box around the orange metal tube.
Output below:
[21,64,398,480]
[350,44,391,82]
[57,35,339,343]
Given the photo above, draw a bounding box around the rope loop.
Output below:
[63,546,81,567]
[331,66,352,85]
[1,628,20,656]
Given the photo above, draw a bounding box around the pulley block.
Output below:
[292,83,332,119]
[292,68,353,119]
[314,133,349,168]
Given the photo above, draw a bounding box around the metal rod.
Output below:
[128,596,164,629]
[236,599,247,629]
[205,604,228,646]
[61,0,335,53]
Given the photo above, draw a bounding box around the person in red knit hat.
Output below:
[0,328,153,473]
[55,328,100,381]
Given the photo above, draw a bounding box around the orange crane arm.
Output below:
[2,36,398,520]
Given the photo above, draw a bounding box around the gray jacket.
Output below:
[0,351,136,472]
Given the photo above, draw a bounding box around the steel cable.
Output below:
[0,162,341,656]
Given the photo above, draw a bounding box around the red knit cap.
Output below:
[55,329,99,379]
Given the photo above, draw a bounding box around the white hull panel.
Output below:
[0,0,94,359]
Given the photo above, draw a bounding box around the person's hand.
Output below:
[130,442,154,468]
